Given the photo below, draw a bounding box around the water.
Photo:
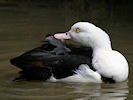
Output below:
[0,1,133,100]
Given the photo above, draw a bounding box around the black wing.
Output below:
[10,42,93,81]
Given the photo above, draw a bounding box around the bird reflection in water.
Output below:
[67,82,129,100]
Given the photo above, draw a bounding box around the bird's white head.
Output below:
[54,22,112,50]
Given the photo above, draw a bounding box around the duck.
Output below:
[10,22,129,83]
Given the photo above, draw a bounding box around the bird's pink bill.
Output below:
[54,33,71,40]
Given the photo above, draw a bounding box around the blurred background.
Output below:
[0,0,133,100]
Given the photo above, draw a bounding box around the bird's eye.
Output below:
[75,28,80,33]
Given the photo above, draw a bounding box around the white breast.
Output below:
[92,50,129,82]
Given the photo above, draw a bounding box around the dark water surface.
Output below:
[0,1,133,100]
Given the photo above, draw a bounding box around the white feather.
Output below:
[54,22,129,83]
[69,22,129,82]
[92,49,129,82]
[48,64,102,83]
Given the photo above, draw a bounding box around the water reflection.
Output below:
[68,82,129,100]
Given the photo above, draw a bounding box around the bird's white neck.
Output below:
[93,44,112,52]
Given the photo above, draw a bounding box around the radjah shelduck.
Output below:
[10,22,129,83]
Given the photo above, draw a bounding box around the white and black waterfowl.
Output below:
[10,22,129,83]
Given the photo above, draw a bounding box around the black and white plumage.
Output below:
[54,22,129,83]
[10,35,93,82]
[10,22,129,83]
